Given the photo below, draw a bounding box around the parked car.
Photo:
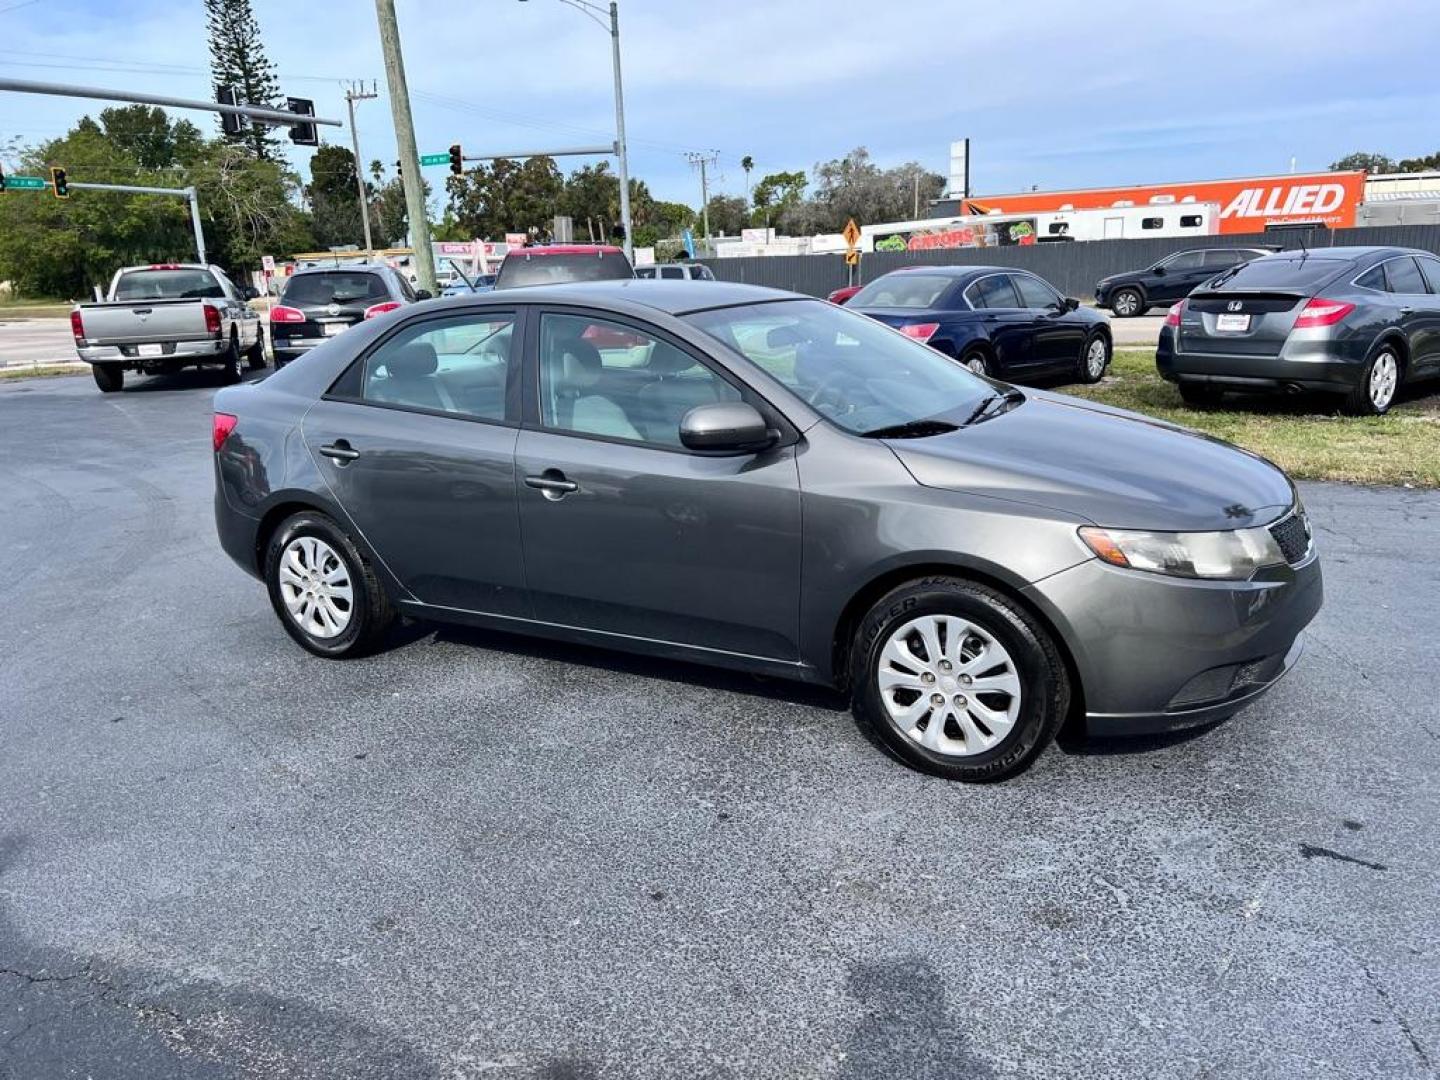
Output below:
[71,263,264,392]
[1096,247,1279,317]
[493,244,635,289]
[441,272,497,297]
[214,281,1321,783]
[635,262,716,281]
[827,284,863,305]
[269,264,425,369]
[1157,246,1440,415]
[849,266,1112,385]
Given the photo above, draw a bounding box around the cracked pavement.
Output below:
[1,372,1437,1079]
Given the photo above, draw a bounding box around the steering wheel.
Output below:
[804,370,861,413]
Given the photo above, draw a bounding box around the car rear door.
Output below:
[1151,250,1211,302]
[963,274,1038,375]
[1011,272,1085,373]
[1414,256,1440,376]
[299,307,529,615]
[512,307,802,660]
[1384,256,1440,376]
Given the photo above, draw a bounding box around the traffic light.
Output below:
[610,222,626,241]
[217,85,244,137]
[50,167,68,199]
[448,144,463,175]
[287,97,318,147]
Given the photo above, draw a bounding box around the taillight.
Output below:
[212,412,238,452]
[70,309,86,342]
[899,322,939,343]
[1163,301,1185,327]
[364,301,403,320]
[202,303,222,334]
[1293,297,1355,329]
[269,305,306,323]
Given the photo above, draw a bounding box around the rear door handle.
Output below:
[525,471,579,499]
[319,442,360,462]
[1398,306,1414,315]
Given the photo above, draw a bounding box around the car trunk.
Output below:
[273,271,389,347]
[77,299,217,348]
[1178,290,1309,356]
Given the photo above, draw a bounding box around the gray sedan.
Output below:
[214,281,1322,782]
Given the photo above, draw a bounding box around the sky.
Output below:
[3,0,1439,215]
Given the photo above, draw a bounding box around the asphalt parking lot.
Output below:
[2,370,1437,1080]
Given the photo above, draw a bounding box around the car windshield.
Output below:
[496,251,634,288]
[1203,257,1348,291]
[848,274,953,308]
[113,268,223,300]
[686,299,995,435]
[282,272,389,306]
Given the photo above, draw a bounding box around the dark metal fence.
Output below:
[700,224,1440,300]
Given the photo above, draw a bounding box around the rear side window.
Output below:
[1202,250,1242,268]
[1355,265,1387,291]
[113,268,223,300]
[1419,257,1440,294]
[496,251,634,288]
[688,264,715,281]
[283,272,389,306]
[964,274,1021,309]
[1383,257,1427,295]
[356,313,517,421]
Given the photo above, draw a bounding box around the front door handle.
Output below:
[319,441,360,462]
[525,471,579,499]
[1398,306,1414,315]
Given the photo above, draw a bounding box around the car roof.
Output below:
[506,245,625,257]
[289,263,390,276]
[434,278,797,314]
[1255,246,1416,262]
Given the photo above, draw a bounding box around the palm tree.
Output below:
[740,155,754,206]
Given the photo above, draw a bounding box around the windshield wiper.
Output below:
[859,418,959,439]
[961,388,1024,426]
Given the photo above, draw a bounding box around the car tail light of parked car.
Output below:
[898,322,940,343]
[269,305,306,323]
[364,301,404,320]
[212,412,238,452]
[203,303,223,335]
[69,309,85,343]
[1164,301,1185,327]
[1292,298,1356,329]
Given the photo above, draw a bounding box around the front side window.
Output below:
[539,313,740,448]
[687,299,994,436]
[1418,256,1440,294]
[850,274,954,309]
[688,264,715,281]
[359,313,516,421]
[1383,257,1427,295]
[964,274,1021,310]
[1012,274,1061,308]
[1162,251,1204,271]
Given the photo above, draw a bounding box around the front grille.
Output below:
[1269,511,1311,565]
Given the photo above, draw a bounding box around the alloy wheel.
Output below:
[876,614,1023,757]
[1086,337,1108,378]
[277,536,353,639]
[966,356,988,376]
[1114,291,1138,316]
[1370,351,1398,410]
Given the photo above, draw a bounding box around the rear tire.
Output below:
[244,337,267,371]
[218,335,243,384]
[91,363,124,393]
[1076,333,1110,384]
[961,349,992,378]
[848,577,1069,783]
[1342,343,1401,416]
[1179,383,1224,408]
[1111,288,1144,318]
[264,511,394,659]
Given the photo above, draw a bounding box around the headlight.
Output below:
[1079,525,1285,580]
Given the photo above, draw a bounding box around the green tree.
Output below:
[447,156,564,241]
[704,194,748,236]
[367,162,419,247]
[205,0,283,159]
[648,200,695,238]
[306,144,364,249]
[1330,151,1396,174]
[99,106,204,169]
[1397,150,1440,172]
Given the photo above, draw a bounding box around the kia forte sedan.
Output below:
[214,281,1322,782]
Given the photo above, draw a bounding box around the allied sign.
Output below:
[419,152,451,167]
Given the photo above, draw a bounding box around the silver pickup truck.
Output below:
[72,263,266,392]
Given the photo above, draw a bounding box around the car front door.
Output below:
[963,274,1037,376]
[1148,250,1206,302]
[1011,272,1085,373]
[300,308,529,615]
[1390,255,1440,376]
[513,309,803,661]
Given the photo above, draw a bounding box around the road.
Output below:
[1106,313,1163,347]
[1,371,1436,1080]
[0,318,77,368]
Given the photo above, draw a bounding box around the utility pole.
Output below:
[344,81,379,253]
[686,151,717,254]
[607,1,632,263]
[374,0,436,294]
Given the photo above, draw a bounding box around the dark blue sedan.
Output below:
[849,265,1112,385]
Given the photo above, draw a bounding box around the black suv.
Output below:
[269,264,427,368]
[1096,247,1279,317]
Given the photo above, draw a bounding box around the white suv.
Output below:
[636,263,715,281]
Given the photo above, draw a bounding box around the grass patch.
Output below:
[0,365,84,381]
[0,298,73,319]
[1067,349,1440,487]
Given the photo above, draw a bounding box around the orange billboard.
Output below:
[962,171,1366,234]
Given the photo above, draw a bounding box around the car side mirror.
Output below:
[1152,265,1166,276]
[679,402,774,453]
[1064,296,1079,311]
[414,288,432,300]
[242,286,259,300]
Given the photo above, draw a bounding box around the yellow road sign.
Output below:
[842,218,861,249]
[844,249,860,267]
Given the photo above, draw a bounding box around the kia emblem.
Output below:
[1227,300,1243,312]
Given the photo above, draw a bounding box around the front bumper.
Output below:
[1156,326,1365,393]
[78,338,227,366]
[1025,543,1323,736]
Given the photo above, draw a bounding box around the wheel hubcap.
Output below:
[278,536,353,639]
[876,615,1023,758]
[1117,293,1135,315]
[1087,338,1106,376]
[967,357,986,375]
[1370,353,1397,409]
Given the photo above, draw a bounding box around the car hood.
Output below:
[889,390,1295,531]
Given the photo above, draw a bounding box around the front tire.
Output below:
[264,511,394,658]
[1111,288,1144,318]
[92,363,124,393]
[1342,343,1402,416]
[849,577,1069,783]
[244,336,267,371]
[1077,333,1110,384]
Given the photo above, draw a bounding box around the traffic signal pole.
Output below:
[68,181,207,263]
[0,76,341,130]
